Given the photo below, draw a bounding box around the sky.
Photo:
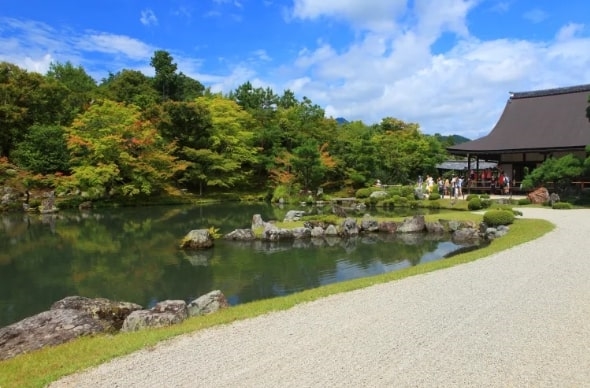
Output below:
[1,0,590,140]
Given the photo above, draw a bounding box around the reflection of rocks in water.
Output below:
[252,240,292,254]
[182,249,213,266]
[396,233,424,246]
[40,214,59,234]
[292,239,311,249]
[324,236,340,247]
[310,237,326,247]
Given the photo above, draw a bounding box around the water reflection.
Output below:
[0,203,475,328]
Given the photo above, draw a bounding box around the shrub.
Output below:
[483,209,515,226]
[428,200,441,209]
[272,185,291,203]
[517,198,532,205]
[480,194,490,199]
[481,199,492,208]
[552,202,573,209]
[355,188,372,198]
[394,196,410,207]
[428,192,440,200]
[468,197,482,210]
[465,194,479,201]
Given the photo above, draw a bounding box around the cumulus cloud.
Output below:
[140,9,158,26]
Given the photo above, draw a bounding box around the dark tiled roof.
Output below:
[447,84,590,155]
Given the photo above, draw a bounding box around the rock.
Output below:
[283,210,306,222]
[528,187,550,204]
[425,221,445,234]
[0,309,106,361]
[324,224,339,236]
[291,227,311,239]
[51,296,143,331]
[311,226,324,238]
[340,218,359,237]
[224,228,256,241]
[187,290,229,317]
[397,215,426,233]
[452,228,480,242]
[378,221,397,233]
[251,214,266,228]
[180,229,214,249]
[360,216,379,232]
[121,300,188,332]
[550,192,560,205]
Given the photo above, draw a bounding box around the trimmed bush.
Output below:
[468,197,482,210]
[483,209,515,226]
[552,202,573,209]
[428,192,440,200]
[465,194,479,201]
[355,188,372,198]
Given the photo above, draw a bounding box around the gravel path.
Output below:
[51,208,590,387]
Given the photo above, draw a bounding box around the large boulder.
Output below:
[180,229,214,249]
[121,300,188,332]
[187,290,229,317]
[397,215,426,233]
[527,187,550,204]
[0,309,106,361]
[51,296,143,331]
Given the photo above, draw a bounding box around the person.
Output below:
[457,176,464,199]
[444,178,450,198]
[437,177,444,197]
[375,179,382,188]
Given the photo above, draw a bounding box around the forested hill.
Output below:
[0,51,468,203]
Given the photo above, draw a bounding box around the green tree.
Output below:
[150,50,178,101]
[98,69,159,109]
[11,124,70,174]
[64,100,184,198]
[521,154,584,193]
[291,139,326,190]
[46,61,97,116]
[0,62,74,156]
[195,95,258,193]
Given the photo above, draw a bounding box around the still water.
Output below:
[0,203,470,327]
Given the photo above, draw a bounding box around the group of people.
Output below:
[421,175,465,201]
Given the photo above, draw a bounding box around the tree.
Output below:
[521,154,584,193]
[150,50,178,101]
[194,95,259,193]
[98,69,158,109]
[0,63,74,156]
[11,124,69,174]
[291,139,326,190]
[64,99,184,198]
[46,61,97,116]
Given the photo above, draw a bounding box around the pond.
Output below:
[0,203,474,328]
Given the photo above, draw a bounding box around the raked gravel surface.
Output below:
[51,207,590,388]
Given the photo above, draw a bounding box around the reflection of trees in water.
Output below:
[0,204,478,328]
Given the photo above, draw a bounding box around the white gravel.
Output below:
[51,207,590,387]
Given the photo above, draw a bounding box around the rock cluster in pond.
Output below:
[0,291,228,361]
[223,214,508,244]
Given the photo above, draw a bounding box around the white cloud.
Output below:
[76,32,154,60]
[140,9,158,26]
[291,0,408,31]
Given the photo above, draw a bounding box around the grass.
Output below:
[0,212,555,388]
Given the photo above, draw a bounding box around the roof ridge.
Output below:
[510,84,590,99]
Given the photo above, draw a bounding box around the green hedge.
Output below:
[483,209,515,226]
[552,202,573,209]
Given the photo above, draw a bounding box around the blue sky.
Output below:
[1,0,590,139]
